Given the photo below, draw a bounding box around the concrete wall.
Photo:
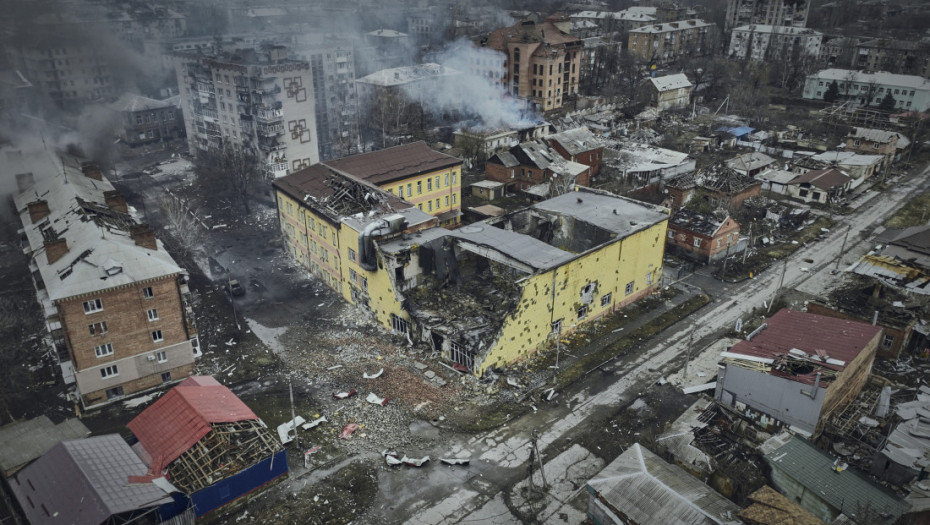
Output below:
[716,363,825,434]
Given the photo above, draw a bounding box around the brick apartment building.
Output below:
[479,17,583,110]
[106,93,183,147]
[13,154,199,409]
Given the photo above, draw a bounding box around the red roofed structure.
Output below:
[715,310,881,437]
[127,376,286,517]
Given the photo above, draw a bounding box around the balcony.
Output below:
[256,108,284,122]
[257,122,284,136]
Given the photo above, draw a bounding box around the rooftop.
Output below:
[649,73,693,92]
[726,152,775,173]
[587,443,743,525]
[726,309,881,385]
[810,151,883,166]
[670,209,732,237]
[533,190,669,240]
[733,24,822,35]
[848,127,900,144]
[755,168,798,185]
[355,63,462,87]
[548,127,602,155]
[811,69,930,90]
[324,141,462,185]
[789,168,850,190]
[107,93,179,113]
[0,416,89,476]
[765,436,909,523]
[482,20,581,54]
[10,435,172,525]
[630,19,712,34]
[12,154,182,302]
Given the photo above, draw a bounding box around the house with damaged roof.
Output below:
[485,139,592,196]
[128,376,286,517]
[665,163,762,211]
[666,209,743,263]
[12,153,199,409]
[274,157,668,373]
[715,309,881,437]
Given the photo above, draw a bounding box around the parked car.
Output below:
[228,279,245,296]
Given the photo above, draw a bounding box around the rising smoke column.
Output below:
[403,40,541,130]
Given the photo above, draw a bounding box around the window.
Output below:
[83,299,103,314]
[882,334,894,348]
[435,198,440,209]
[407,183,412,196]
[417,181,422,194]
[100,365,118,378]
[452,194,456,204]
[390,313,410,334]
[577,305,588,319]
[873,142,880,149]
[349,248,357,262]
[551,319,562,334]
[349,268,358,282]
[361,276,368,291]
[105,386,124,399]
[646,271,653,285]
[445,173,450,186]
[435,176,440,188]
[625,282,634,295]
[693,238,701,247]
[445,196,450,206]
[152,330,163,342]
[398,185,403,196]
[156,351,167,363]
[88,321,107,335]
[142,287,154,299]
[94,343,114,358]
[428,201,432,211]
[427,178,432,191]
[161,372,172,383]
[452,172,457,185]
[147,308,158,321]
[601,293,612,307]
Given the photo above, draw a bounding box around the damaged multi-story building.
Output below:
[12,154,199,409]
[173,45,319,178]
[274,157,669,373]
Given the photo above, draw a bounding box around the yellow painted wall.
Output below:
[380,166,462,226]
[275,189,342,292]
[475,219,668,374]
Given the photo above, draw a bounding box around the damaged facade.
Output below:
[665,163,762,211]
[13,154,199,409]
[715,309,880,437]
[485,139,592,196]
[275,161,668,374]
[666,209,743,263]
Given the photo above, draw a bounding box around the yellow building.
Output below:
[377,189,669,374]
[325,141,464,227]
[274,159,669,375]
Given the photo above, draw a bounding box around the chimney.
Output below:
[44,238,68,264]
[103,190,128,213]
[28,200,50,223]
[81,162,102,181]
[15,173,35,192]
[130,224,157,250]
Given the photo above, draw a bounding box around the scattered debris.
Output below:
[339,423,360,439]
[327,365,343,371]
[382,450,403,466]
[439,457,470,466]
[506,377,522,389]
[363,368,384,379]
[277,416,306,444]
[402,456,430,467]
[302,416,328,430]
[366,392,389,406]
[333,389,357,400]
[543,388,557,401]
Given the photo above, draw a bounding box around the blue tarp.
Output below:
[191,449,288,517]
[715,126,755,138]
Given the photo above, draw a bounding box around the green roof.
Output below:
[765,436,909,523]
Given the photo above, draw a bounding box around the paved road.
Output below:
[365,164,930,524]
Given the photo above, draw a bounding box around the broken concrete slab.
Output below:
[413,362,428,370]
[433,377,448,387]
[424,370,436,380]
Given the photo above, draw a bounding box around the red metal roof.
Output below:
[128,376,257,475]
[729,309,880,384]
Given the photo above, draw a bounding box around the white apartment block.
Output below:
[173,45,319,178]
[728,25,822,61]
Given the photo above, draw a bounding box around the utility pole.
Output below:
[683,325,696,379]
[768,259,788,313]
[742,223,752,264]
[531,430,548,489]
[289,378,299,451]
[550,323,562,370]
[834,226,851,272]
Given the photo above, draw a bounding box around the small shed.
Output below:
[0,416,89,477]
[470,180,505,201]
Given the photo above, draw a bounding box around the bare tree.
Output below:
[160,194,203,259]
[192,139,262,214]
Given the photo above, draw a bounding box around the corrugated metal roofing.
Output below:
[789,168,850,191]
[548,127,602,155]
[587,443,742,525]
[533,191,668,238]
[9,435,172,525]
[649,73,693,92]
[727,309,879,374]
[323,141,461,185]
[765,436,909,523]
[0,416,90,475]
[450,224,573,271]
[128,376,258,475]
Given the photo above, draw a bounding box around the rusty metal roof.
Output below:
[323,141,461,185]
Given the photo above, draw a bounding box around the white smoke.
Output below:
[402,39,541,131]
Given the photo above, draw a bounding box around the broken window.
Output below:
[601,293,612,307]
[349,249,357,262]
[577,305,588,320]
[646,272,653,285]
[390,314,410,335]
[883,335,894,348]
[449,341,474,370]
[552,319,562,334]
[147,308,158,321]
[88,321,107,335]
[693,238,701,247]
[580,281,598,304]
[625,282,634,296]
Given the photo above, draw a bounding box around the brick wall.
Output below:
[81,362,194,407]
[806,302,911,359]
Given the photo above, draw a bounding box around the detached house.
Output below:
[666,209,742,263]
[547,127,603,176]
[642,73,692,112]
[485,139,591,194]
[845,127,900,169]
[13,154,198,409]
[785,168,851,204]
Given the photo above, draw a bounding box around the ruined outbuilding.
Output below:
[666,209,743,263]
[128,376,286,517]
[665,163,761,211]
